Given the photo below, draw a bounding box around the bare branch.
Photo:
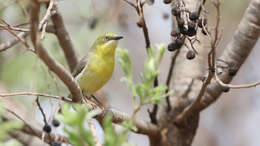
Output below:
[0,24,28,32]
[215,73,260,88]
[122,0,137,9]
[165,49,181,112]
[51,3,78,72]
[96,108,160,137]
[0,91,72,102]
[39,0,54,39]
[0,32,29,52]
[200,0,260,110]
[0,25,55,53]
[35,97,48,124]
[137,0,151,49]
[15,0,29,17]
[30,0,82,102]
[36,44,82,102]
[0,19,30,49]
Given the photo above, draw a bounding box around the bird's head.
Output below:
[92,33,123,56]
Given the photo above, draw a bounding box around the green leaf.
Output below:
[122,120,137,132]
[57,103,97,146]
[104,115,128,146]
[116,48,133,78]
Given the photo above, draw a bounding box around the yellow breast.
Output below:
[77,52,115,94]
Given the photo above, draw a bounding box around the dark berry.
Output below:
[187,21,197,36]
[188,21,196,29]
[179,26,188,35]
[177,18,184,27]
[175,36,185,46]
[168,42,180,52]
[171,7,181,17]
[186,51,195,60]
[52,119,60,127]
[189,11,199,21]
[187,28,197,36]
[171,29,180,37]
[198,18,207,28]
[222,87,230,93]
[163,0,172,4]
[51,142,61,146]
[43,124,52,133]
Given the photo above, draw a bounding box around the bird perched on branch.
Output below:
[72,33,123,102]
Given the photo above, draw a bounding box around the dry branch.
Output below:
[30,0,82,102]
[51,3,78,72]
[96,108,160,137]
[199,0,260,110]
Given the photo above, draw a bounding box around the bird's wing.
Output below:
[72,54,88,77]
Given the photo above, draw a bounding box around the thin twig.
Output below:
[39,0,54,39]
[165,50,181,112]
[39,0,54,28]
[215,72,260,89]
[36,97,53,144]
[0,32,29,52]
[0,19,30,49]
[122,0,137,9]
[137,0,151,50]
[15,0,28,17]
[35,97,48,124]
[0,25,55,52]
[0,24,28,32]
[0,92,72,102]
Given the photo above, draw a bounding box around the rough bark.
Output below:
[154,0,208,145]
[199,0,260,110]
[152,0,260,145]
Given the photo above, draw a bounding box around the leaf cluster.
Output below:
[57,103,130,146]
[116,45,171,107]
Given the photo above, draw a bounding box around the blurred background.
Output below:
[0,0,259,146]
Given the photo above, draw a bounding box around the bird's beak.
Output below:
[111,36,123,40]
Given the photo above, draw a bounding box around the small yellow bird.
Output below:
[73,33,123,96]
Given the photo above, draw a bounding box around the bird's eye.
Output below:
[105,37,109,41]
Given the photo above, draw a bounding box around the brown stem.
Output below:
[51,4,78,72]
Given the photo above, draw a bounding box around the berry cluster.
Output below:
[42,118,61,146]
[167,3,208,60]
